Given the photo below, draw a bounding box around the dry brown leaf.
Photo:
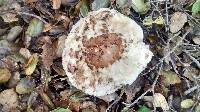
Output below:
[53,0,62,9]
[41,39,56,70]
[169,12,187,33]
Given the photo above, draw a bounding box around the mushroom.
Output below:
[62,8,153,96]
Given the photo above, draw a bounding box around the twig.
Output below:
[165,0,169,32]
[141,30,190,76]
[184,85,199,95]
[184,50,200,69]
[125,63,163,109]
[17,12,48,24]
[106,98,121,112]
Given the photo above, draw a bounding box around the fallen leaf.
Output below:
[143,16,154,26]
[81,101,98,112]
[19,48,31,59]
[26,18,44,37]
[154,16,164,25]
[0,89,19,112]
[195,103,200,112]
[0,40,11,59]
[80,0,89,17]
[169,12,187,33]
[0,0,21,22]
[25,53,39,76]
[153,93,170,111]
[1,13,18,23]
[193,37,200,45]
[125,77,143,103]
[53,0,61,9]
[52,107,72,112]
[181,99,194,109]
[143,16,164,26]
[0,0,5,6]
[61,0,78,6]
[91,0,110,11]
[56,35,67,57]
[192,0,200,14]
[131,0,150,14]
[116,0,131,14]
[16,78,35,94]
[0,68,11,83]
[161,70,181,86]
[7,26,23,42]
[41,39,56,70]
[137,105,151,112]
[24,0,38,4]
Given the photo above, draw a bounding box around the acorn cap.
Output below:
[62,8,153,96]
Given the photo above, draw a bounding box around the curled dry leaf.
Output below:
[25,53,39,76]
[169,12,187,33]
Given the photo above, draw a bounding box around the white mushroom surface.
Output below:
[62,8,153,96]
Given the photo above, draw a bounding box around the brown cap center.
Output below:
[82,33,124,69]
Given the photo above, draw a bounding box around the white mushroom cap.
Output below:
[62,8,153,96]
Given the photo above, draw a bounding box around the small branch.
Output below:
[106,98,121,112]
[184,85,199,95]
[125,63,163,109]
[142,30,190,76]
[184,50,200,69]
[18,12,48,24]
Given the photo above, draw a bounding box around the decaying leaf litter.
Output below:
[0,0,200,112]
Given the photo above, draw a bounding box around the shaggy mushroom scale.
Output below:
[62,8,153,96]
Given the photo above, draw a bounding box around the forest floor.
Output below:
[0,0,200,112]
